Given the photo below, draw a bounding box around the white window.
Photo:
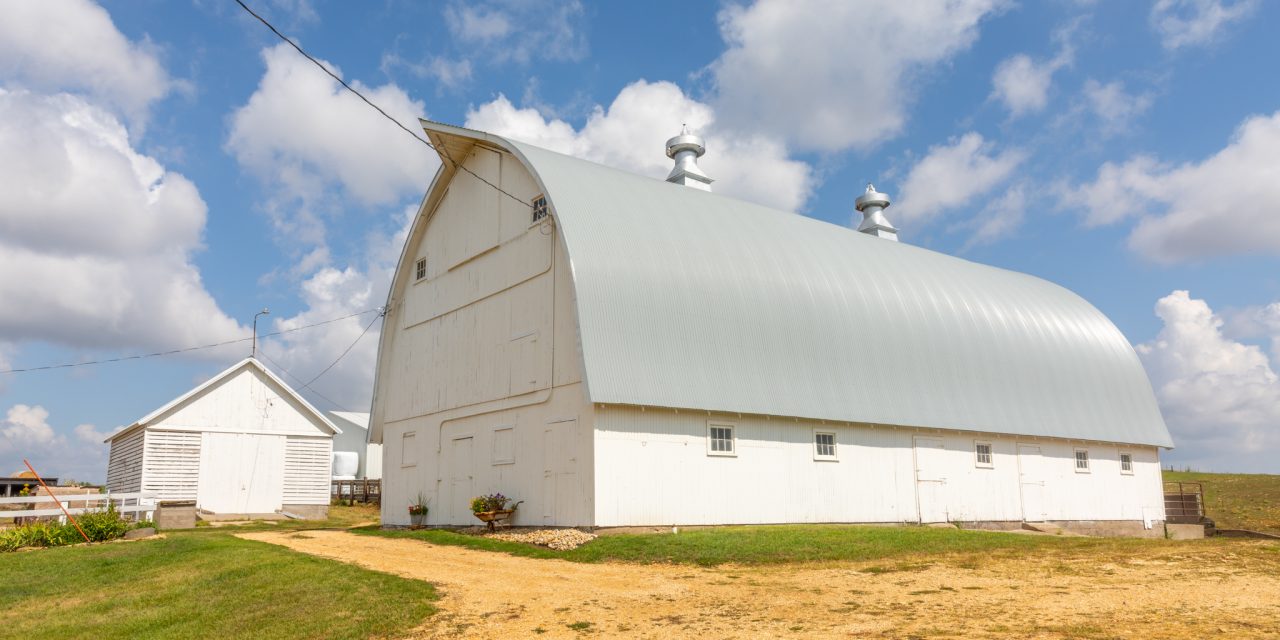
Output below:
[492,426,515,465]
[532,195,548,223]
[814,431,837,460]
[1120,452,1133,475]
[1074,448,1090,473]
[415,257,426,281]
[401,431,418,467]
[707,423,735,456]
[975,442,993,468]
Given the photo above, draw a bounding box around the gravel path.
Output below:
[239,530,1280,639]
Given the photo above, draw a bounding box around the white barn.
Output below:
[105,357,338,519]
[329,412,382,480]
[369,121,1174,532]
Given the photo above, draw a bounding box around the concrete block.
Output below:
[1166,523,1205,540]
[156,501,197,530]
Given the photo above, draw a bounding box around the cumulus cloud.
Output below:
[1083,79,1154,134]
[895,132,1026,231]
[1150,0,1257,50]
[710,0,1009,152]
[0,89,244,352]
[1064,111,1280,262]
[381,53,473,91]
[227,44,437,250]
[0,0,171,126]
[0,404,110,481]
[443,0,587,64]
[465,81,814,212]
[1137,291,1280,472]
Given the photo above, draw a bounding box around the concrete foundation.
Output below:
[958,520,1166,538]
[1165,523,1206,540]
[281,504,329,520]
[155,501,197,530]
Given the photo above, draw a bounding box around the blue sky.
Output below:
[2,0,1279,480]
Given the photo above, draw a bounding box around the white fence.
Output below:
[0,492,156,522]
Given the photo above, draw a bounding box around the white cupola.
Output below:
[665,125,713,191]
[855,183,898,241]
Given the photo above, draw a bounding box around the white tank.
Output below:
[331,451,358,479]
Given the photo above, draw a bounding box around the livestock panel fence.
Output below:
[331,479,380,505]
[1163,481,1205,524]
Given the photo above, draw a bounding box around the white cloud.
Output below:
[989,21,1076,118]
[381,53,473,91]
[74,423,120,444]
[710,0,1009,152]
[895,132,1026,229]
[1137,291,1280,472]
[227,43,437,250]
[0,0,171,126]
[1082,79,1154,133]
[961,185,1027,248]
[443,0,587,64]
[0,404,110,482]
[0,89,244,352]
[465,81,814,212]
[1065,111,1280,262]
[1150,0,1257,50]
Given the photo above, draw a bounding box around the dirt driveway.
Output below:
[240,530,1280,639]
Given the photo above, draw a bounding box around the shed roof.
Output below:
[106,357,341,443]
[410,122,1173,448]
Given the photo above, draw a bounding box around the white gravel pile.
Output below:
[486,528,597,551]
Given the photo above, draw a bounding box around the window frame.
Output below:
[531,194,549,225]
[401,431,418,468]
[491,425,516,465]
[1119,452,1134,475]
[813,430,837,461]
[706,421,736,457]
[974,441,994,469]
[414,257,426,282]
[1074,448,1091,473]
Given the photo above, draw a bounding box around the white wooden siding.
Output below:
[140,429,201,501]
[155,366,332,437]
[105,428,145,494]
[283,437,332,505]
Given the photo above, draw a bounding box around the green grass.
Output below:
[355,523,1152,567]
[0,530,436,639]
[1164,469,1280,534]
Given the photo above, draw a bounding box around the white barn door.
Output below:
[913,436,948,523]
[197,432,284,514]
[1017,444,1047,522]
[543,419,580,525]
[447,436,474,523]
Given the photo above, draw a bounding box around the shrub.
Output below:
[77,505,130,542]
[133,519,156,530]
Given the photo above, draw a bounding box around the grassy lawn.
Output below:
[355,523,1168,567]
[0,528,436,640]
[1164,469,1280,534]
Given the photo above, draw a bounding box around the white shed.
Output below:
[369,121,1173,533]
[104,357,339,519]
[328,412,382,480]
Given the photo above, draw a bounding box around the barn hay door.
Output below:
[1017,444,1047,522]
[196,432,284,514]
[448,436,474,524]
[913,436,948,523]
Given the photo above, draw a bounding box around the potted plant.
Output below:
[470,493,523,531]
[408,493,429,528]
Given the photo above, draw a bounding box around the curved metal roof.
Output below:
[421,122,1173,448]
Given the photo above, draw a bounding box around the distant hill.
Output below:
[1164,470,1280,534]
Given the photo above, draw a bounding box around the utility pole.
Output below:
[252,308,270,357]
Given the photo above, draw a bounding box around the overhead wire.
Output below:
[0,308,379,374]
[254,349,350,412]
[300,309,383,389]
[232,0,533,211]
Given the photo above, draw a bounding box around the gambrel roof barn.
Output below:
[371,121,1172,532]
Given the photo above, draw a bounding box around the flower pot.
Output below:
[410,512,427,528]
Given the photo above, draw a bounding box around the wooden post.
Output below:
[24,459,90,543]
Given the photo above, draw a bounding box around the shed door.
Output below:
[543,419,580,525]
[197,432,284,514]
[448,436,474,523]
[1017,444,1047,521]
[913,436,948,523]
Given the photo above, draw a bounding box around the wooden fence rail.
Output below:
[0,492,157,522]
[331,479,380,505]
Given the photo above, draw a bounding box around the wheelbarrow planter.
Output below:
[473,509,515,531]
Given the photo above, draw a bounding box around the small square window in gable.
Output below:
[1074,448,1090,473]
[415,257,426,281]
[814,432,836,460]
[707,423,735,456]
[975,442,993,468]
[1120,452,1134,474]
[532,195,548,224]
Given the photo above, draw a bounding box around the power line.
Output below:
[255,348,350,412]
[233,0,532,211]
[301,310,383,389]
[0,308,379,374]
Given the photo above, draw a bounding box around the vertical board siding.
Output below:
[284,437,332,504]
[141,430,201,501]
[106,428,145,494]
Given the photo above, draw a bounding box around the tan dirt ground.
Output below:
[239,530,1280,639]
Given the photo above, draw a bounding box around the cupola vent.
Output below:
[665,125,713,191]
[855,183,898,241]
